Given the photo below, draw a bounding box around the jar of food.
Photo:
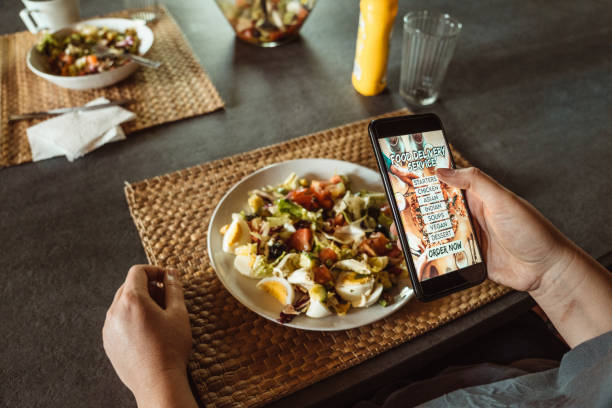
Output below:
[215,0,317,47]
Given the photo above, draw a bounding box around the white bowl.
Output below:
[26,18,154,90]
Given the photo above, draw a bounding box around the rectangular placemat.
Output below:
[0,6,224,168]
[125,109,511,407]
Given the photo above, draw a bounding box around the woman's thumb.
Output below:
[164,269,186,311]
[436,167,506,201]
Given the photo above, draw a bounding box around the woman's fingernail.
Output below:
[167,269,177,281]
[436,168,454,177]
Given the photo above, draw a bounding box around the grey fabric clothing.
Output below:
[420,330,612,407]
[356,330,612,408]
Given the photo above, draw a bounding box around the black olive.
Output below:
[294,220,311,230]
[367,206,380,219]
[375,224,390,238]
[268,241,286,261]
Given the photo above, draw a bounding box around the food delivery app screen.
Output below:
[378,130,482,281]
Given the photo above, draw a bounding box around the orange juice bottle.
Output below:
[351,0,399,96]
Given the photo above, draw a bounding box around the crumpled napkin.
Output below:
[27,97,136,162]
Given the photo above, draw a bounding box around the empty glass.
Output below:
[124,0,159,22]
[400,11,462,106]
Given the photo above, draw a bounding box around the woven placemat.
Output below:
[125,108,511,408]
[0,6,224,168]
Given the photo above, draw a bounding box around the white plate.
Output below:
[27,18,154,90]
[207,158,414,331]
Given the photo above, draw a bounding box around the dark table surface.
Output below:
[2,0,611,407]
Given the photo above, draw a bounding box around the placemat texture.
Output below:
[125,108,511,408]
[0,6,224,168]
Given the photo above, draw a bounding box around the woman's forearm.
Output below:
[529,244,612,348]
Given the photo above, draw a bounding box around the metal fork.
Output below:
[93,45,162,69]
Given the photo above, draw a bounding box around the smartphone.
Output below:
[368,113,487,301]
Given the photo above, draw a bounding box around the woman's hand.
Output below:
[435,167,573,292]
[435,168,612,347]
[103,265,196,408]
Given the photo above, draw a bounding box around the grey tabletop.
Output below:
[1,0,611,407]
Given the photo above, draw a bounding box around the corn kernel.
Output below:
[248,194,264,213]
[335,302,351,316]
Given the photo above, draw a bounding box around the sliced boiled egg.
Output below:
[233,243,258,278]
[333,259,371,275]
[287,268,316,290]
[335,271,379,308]
[360,283,384,308]
[222,213,251,253]
[256,277,295,306]
[306,284,332,318]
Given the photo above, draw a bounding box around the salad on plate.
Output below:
[220,172,409,323]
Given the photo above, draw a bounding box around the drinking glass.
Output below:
[400,11,462,106]
[124,0,159,22]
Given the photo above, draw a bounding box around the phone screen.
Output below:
[377,130,482,282]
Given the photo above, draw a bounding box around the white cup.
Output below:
[20,0,80,33]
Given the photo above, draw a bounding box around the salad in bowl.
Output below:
[36,25,141,76]
[220,171,410,323]
[27,18,154,90]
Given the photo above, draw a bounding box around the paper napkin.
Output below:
[27,97,136,162]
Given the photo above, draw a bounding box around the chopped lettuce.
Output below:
[333,191,366,221]
[278,222,296,240]
[273,253,300,277]
[313,232,339,255]
[366,256,389,272]
[36,33,59,53]
[339,246,358,260]
[299,252,316,270]
[252,255,274,278]
[327,181,346,200]
[332,191,349,214]
[363,192,387,209]
[378,270,392,289]
[276,198,320,222]
[324,223,366,245]
[346,194,366,219]
[280,172,299,191]
[377,213,393,229]
[363,216,378,229]
[266,213,292,228]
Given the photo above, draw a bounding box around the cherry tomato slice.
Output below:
[288,228,313,252]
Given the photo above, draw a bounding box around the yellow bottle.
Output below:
[352,0,398,96]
